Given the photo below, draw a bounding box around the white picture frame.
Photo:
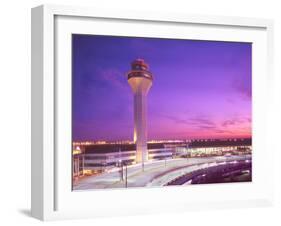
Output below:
[31,4,274,221]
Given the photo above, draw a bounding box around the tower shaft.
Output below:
[134,92,148,163]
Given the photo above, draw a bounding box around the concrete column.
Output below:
[134,92,148,163]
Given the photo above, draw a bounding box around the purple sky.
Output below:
[72,35,252,141]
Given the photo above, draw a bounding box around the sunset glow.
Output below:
[72,35,251,141]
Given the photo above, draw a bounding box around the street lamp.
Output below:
[118,147,124,181]
[119,159,124,181]
[125,163,128,188]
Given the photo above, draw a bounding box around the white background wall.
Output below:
[0,0,280,225]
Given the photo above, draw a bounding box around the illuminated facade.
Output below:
[127,59,153,164]
[72,139,252,176]
[175,145,252,157]
[80,143,173,173]
[72,146,84,179]
[82,149,173,172]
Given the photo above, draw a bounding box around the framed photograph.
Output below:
[31,4,274,221]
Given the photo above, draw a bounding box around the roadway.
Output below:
[73,155,251,190]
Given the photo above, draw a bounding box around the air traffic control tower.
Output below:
[127,59,153,165]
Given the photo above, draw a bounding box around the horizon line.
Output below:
[73,136,252,143]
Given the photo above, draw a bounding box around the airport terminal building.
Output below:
[73,143,176,176]
[73,138,252,177]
